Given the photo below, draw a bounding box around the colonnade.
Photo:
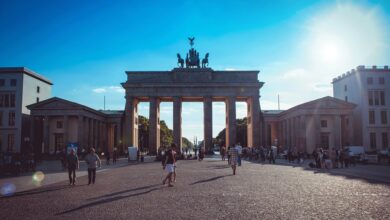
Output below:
[124,95,261,155]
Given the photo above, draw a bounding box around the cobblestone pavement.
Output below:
[1,158,389,220]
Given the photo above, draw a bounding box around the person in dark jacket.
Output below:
[66,149,79,185]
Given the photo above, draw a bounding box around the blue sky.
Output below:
[1,0,390,141]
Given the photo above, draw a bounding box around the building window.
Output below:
[344,85,347,91]
[0,79,4,86]
[370,132,376,149]
[7,134,15,151]
[367,77,373,85]
[4,94,9,107]
[379,77,385,85]
[345,96,348,102]
[10,94,15,107]
[383,133,389,149]
[320,133,329,149]
[374,91,380,105]
[37,86,40,93]
[36,97,39,103]
[8,111,15,126]
[369,110,375,124]
[381,111,387,124]
[10,79,17,86]
[368,91,373,106]
[321,120,327,128]
[380,91,385,105]
[56,121,63,129]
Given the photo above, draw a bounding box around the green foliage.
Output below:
[182,137,194,150]
[138,115,192,151]
[215,117,248,147]
[160,120,173,148]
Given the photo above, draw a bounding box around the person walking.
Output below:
[236,143,242,166]
[228,145,238,175]
[162,144,176,187]
[85,148,101,185]
[113,148,117,164]
[105,150,110,165]
[66,149,79,185]
[220,146,226,161]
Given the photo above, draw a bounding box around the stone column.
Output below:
[247,96,261,148]
[124,97,139,148]
[64,115,69,146]
[173,97,182,153]
[103,122,107,152]
[225,96,236,147]
[300,115,307,153]
[30,116,35,153]
[116,123,121,150]
[43,116,49,153]
[149,97,160,155]
[203,96,213,153]
[314,115,321,148]
[93,119,97,149]
[333,115,342,149]
[77,115,84,148]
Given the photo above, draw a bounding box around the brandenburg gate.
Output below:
[121,39,264,154]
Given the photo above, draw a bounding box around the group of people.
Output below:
[221,145,278,166]
[65,147,102,186]
[0,151,36,176]
[311,148,356,169]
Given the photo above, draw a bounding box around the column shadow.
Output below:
[189,175,231,185]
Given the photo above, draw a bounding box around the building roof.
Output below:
[278,96,356,117]
[332,65,390,84]
[27,97,107,116]
[262,110,284,115]
[0,67,53,85]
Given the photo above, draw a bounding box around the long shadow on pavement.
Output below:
[56,186,164,215]
[245,159,390,185]
[189,175,231,185]
[1,184,85,198]
[86,183,162,201]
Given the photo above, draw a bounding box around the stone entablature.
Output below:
[122,68,262,101]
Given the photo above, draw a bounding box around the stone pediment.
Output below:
[27,97,83,110]
[292,96,356,112]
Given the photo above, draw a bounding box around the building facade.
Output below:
[0,67,52,153]
[263,96,355,154]
[333,65,390,151]
[27,97,123,156]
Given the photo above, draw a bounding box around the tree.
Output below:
[215,117,248,147]
[182,137,194,151]
[160,120,173,148]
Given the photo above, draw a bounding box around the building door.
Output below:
[320,133,329,149]
[54,133,64,153]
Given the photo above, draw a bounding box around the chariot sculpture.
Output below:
[177,37,209,68]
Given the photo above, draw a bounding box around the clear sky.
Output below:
[1,0,390,141]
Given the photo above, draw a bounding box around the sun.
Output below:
[319,42,340,63]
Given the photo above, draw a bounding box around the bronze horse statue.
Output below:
[201,53,209,68]
[177,53,184,68]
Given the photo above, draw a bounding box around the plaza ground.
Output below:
[1,157,389,219]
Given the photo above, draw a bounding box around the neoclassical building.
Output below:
[263,96,356,153]
[27,97,123,155]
